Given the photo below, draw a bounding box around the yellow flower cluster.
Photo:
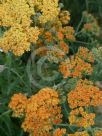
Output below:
[0,0,34,27]
[0,0,60,26]
[38,0,60,24]
[9,88,62,136]
[69,107,95,128]
[68,79,102,109]
[0,0,61,56]
[59,47,93,78]
[53,128,66,136]
[0,0,40,55]
[9,93,27,117]
[0,25,40,56]
[68,131,89,136]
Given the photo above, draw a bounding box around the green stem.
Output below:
[0,110,11,118]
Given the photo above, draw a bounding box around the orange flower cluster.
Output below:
[68,79,102,109]
[94,130,102,136]
[59,26,76,41]
[59,41,69,54]
[44,31,53,42]
[76,47,94,63]
[9,88,62,136]
[8,93,27,117]
[36,28,70,63]
[68,131,89,136]
[35,10,74,62]
[59,58,71,78]
[53,128,66,136]
[69,107,95,128]
[59,47,93,78]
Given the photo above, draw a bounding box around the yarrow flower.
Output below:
[0,25,40,56]
[68,131,89,136]
[59,10,70,25]
[59,47,93,78]
[0,0,61,56]
[69,107,95,128]
[76,47,94,63]
[9,88,62,136]
[8,93,27,117]
[68,80,102,108]
[0,0,35,27]
[38,0,60,24]
[68,79,102,109]
[53,128,66,136]
[59,26,76,41]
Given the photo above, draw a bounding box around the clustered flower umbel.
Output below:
[67,79,102,129]
[9,88,62,136]
[0,0,60,56]
[6,1,102,135]
[34,10,75,64]
[9,83,102,135]
[59,47,94,78]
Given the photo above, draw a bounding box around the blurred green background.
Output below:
[61,0,102,26]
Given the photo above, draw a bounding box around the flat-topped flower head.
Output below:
[0,25,40,56]
[69,107,95,128]
[68,79,102,109]
[22,87,62,136]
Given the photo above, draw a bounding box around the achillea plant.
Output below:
[53,128,66,136]
[9,88,62,136]
[69,107,95,128]
[68,79,102,108]
[0,0,102,136]
[59,48,94,78]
